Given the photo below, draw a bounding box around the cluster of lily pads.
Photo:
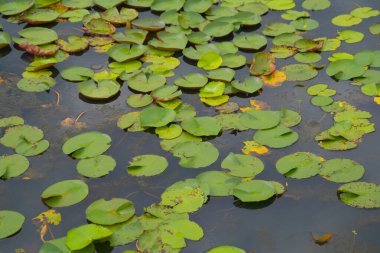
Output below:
[0,115,49,178]
[1,0,380,252]
[307,84,375,150]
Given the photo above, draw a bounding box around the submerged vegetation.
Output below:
[0,0,379,252]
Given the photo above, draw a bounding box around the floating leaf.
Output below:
[231,77,263,94]
[62,131,111,159]
[0,154,29,179]
[233,34,267,50]
[267,0,295,11]
[197,52,222,70]
[20,9,59,24]
[350,7,379,19]
[221,153,264,178]
[76,155,116,178]
[282,64,318,81]
[233,180,278,202]
[0,0,34,16]
[181,117,221,136]
[86,198,135,225]
[262,22,296,37]
[338,182,380,208]
[0,31,10,49]
[66,224,112,251]
[249,52,275,76]
[240,110,281,130]
[94,0,125,9]
[125,70,166,92]
[319,158,364,183]
[127,154,168,176]
[57,35,89,53]
[302,0,330,10]
[331,14,362,27]
[140,107,176,128]
[155,124,182,140]
[13,27,58,46]
[207,246,246,253]
[39,237,94,253]
[326,59,366,80]
[107,44,147,62]
[254,125,299,148]
[0,116,24,127]
[106,217,143,247]
[126,94,153,108]
[203,21,234,37]
[196,171,241,197]
[276,152,322,179]
[61,67,94,82]
[208,68,235,82]
[369,23,380,35]
[77,79,120,100]
[0,210,25,239]
[17,77,56,92]
[337,30,364,44]
[171,141,219,168]
[41,180,89,207]
[132,17,165,31]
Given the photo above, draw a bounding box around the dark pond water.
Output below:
[0,0,379,252]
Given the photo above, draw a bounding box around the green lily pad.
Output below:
[262,22,296,37]
[319,158,365,183]
[62,131,112,159]
[311,96,334,106]
[354,50,380,68]
[171,141,219,168]
[78,79,120,100]
[254,125,299,148]
[272,33,303,46]
[350,7,379,19]
[332,14,362,27]
[61,66,94,82]
[60,9,90,22]
[174,73,208,89]
[282,64,318,81]
[160,179,207,213]
[0,31,10,49]
[221,153,264,178]
[240,110,281,130]
[94,0,125,9]
[326,59,366,80]
[199,81,225,98]
[107,44,147,62]
[155,124,182,140]
[0,0,34,16]
[132,17,165,31]
[126,94,153,108]
[39,237,94,253]
[267,0,295,11]
[231,77,263,94]
[181,117,221,136]
[41,180,89,207]
[13,27,58,46]
[62,0,94,8]
[126,71,166,92]
[151,85,182,102]
[197,52,222,70]
[307,84,328,95]
[17,77,56,92]
[20,9,59,24]
[127,154,168,176]
[233,180,277,202]
[221,54,246,69]
[233,34,267,50]
[249,52,275,76]
[76,155,116,178]
[117,112,146,132]
[184,0,213,13]
[0,210,25,239]
[281,10,310,20]
[57,35,89,53]
[337,30,364,43]
[208,68,235,82]
[112,29,148,44]
[66,224,113,251]
[369,23,380,35]
[294,52,321,63]
[203,21,234,37]
[152,0,184,11]
[207,246,246,253]
[140,107,176,128]
[290,18,319,31]
[280,109,302,127]
[276,152,322,179]
[0,116,24,128]
[338,182,380,208]
[0,154,29,179]
[302,0,330,10]
[86,198,135,225]
[196,171,241,197]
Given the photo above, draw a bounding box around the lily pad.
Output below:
[197,52,222,70]
[332,14,362,27]
[338,182,380,208]
[106,217,143,247]
[171,141,219,168]
[0,0,34,16]
[61,66,94,82]
[76,155,116,178]
[181,117,221,136]
[126,94,153,108]
[86,198,135,225]
[231,77,263,94]
[13,27,58,46]
[319,158,365,183]
[78,79,120,100]
[140,107,176,128]
[174,73,208,89]
[0,154,29,179]
[233,180,277,202]
[108,44,147,62]
[132,18,165,31]
[262,22,296,37]
[276,152,322,179]
[20,9,59,24]
[66,224,113,251]
[240,110,281,130]
[127,154,168,176]
[57,35,89,53]
[62,131,112,159]
[196,171,241,197]
[203,21,234,38]
[41,180,89,207]
[126,71,166,92]
[0,210,25,239]
[0,116,24,127]
[254,125,299,148]
[207,246,246,253]
[221,153,264,178]
[302,0,330,10]
[94,0,125,9]
[326,59,366,80]
[0,31,10,48]
[281,64,318,81]
[233,34,267,50]
[184,0,213,13]
[337,30,364,44]
[17,77,56,92]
